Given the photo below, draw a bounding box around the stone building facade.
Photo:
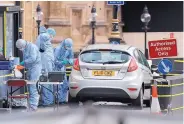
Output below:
[1,1,182,58]
[21,1,122,52]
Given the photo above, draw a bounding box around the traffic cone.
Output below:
[151,84,161,114]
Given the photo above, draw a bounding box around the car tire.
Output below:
[144,100,151,107]
[68,93,79,108]
[82,100,93,107]
[132,88,143,109]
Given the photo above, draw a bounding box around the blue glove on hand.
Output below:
[20,61,25,66]
[61,59,68,65]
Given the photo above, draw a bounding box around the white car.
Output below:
[69,44,153,108]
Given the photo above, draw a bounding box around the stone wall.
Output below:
[21,1,49,42]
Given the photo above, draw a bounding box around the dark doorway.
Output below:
[13,12,19,57]
[0,14,5,60]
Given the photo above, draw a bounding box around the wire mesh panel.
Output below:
[0,70,12,108]
[0,70,12,99]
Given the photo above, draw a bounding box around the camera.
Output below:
[39,69,48,82]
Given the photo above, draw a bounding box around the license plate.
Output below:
[92,70,115,76]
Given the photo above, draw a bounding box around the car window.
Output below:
[133,50,144,64]
[138,50,150,69]
[80,50,131,64]
[81,52,101,62]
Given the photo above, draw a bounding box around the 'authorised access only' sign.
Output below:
[148,39,177,59]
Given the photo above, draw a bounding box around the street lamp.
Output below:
[141,5,151,59]
[36,4,43,35]
[90,5,97,44]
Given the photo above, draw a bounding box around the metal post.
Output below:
[36,4,42,36]
[91,21,95,44]
[37,20,41,35]
[109,5,122,44]
[163,74,166,79]
[142,23,149,59]
[113,5,118,19]
[145,28,148,59]
[91,5,96,44]
[141,5,151,59]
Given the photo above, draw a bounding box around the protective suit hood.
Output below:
[47,28,56,37]
[39,26,47,34]
[40,33,50,42]
[16,39,27,51]
[62,38,73,50]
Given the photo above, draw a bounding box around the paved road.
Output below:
[0,102,150,114]
[0,103,150,124]
[0,104,182,124]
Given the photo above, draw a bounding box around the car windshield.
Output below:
[80,50,130,64]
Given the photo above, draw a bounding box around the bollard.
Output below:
[156,78,172,114]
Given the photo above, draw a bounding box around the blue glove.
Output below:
[69,60,74,65]
[20,61,25,65]
[61,59,68,65]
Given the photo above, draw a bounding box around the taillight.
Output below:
[127,58,138,72]
[128,88,137,91]
[73,58,80,71]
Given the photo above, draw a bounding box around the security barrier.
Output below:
[153,75,183,114]
[155,58,183,112]
[160,74,181,76]
[174,60,184,63]
[153,78,171,113]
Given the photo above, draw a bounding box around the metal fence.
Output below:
[0,70,13,99]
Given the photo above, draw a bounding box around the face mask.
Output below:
[64,46,71,50]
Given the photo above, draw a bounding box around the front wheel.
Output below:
[132,88,143,109]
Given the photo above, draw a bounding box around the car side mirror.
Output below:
[151,64,158,73]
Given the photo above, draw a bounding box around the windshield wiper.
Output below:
[84,61,101,63]
[102,61,122,65]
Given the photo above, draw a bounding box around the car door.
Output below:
[133,49,147,83]
[138,50,153,84]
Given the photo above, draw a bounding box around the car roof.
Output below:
[82,44,135,52]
